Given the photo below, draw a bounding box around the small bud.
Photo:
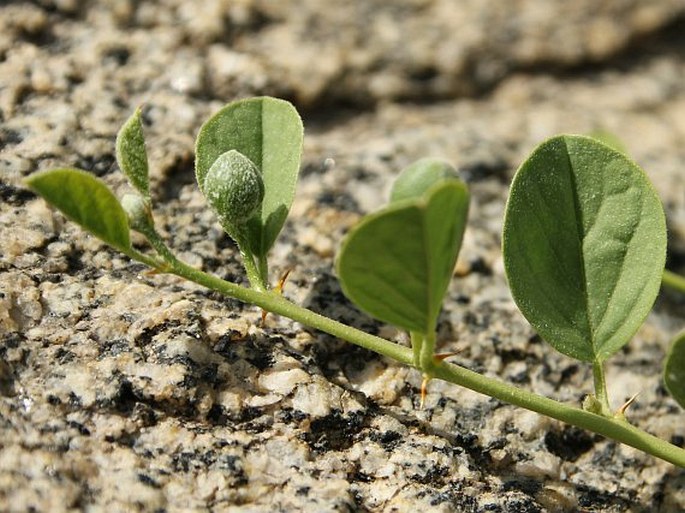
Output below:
[121,193,153,232]
[391,158,461,203]
[204,150,265,227]
[582,394,604,415]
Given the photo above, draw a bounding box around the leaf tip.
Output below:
[116,106,150,198]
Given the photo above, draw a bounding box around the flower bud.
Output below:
[204,150,265,227]
[121,193,153,232]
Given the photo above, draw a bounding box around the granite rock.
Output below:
[1,1,685,512]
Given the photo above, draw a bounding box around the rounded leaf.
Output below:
[664,331,685,409]
[204,150,265,228]
[25,168,130,252]
[337,180,469,334]
[195,97,303,257]
[503,135,667,362]
[390,158,460,203]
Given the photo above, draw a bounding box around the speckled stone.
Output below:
[1,1,685,512]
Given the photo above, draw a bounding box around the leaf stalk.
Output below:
[663,269,685,294]
[592,360,612,416]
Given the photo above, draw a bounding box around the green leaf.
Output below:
[390,158,460,203]
[25,168,131,252]
[116,108,150,198]
[502,135,667,362]
[195,97,303,258]
[665,331,685,409]
[337,180,469,334]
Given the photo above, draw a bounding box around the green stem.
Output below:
[122,246,167,270]
[219,225,267,292]
[410,332,423,368]
[420,330,437,373]
[592,360,612,416]
[663,269,685,294]
[123,253,685,468]
[138,225,179,266]
[430,362,685,468]
[172,258,410,362]
[258,253,269,288]
[239,248,267,292]
[236,233,267,292]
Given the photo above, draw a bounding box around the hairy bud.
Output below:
[203,150,265,227]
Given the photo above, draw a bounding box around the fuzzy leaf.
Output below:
[25,168,130,252]
[116,108,149,198]
[665,331,685,409]
[337,180,469,334]
[502,135,666,362]
[195,97,303,258]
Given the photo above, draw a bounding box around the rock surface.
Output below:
[1,1,685,512]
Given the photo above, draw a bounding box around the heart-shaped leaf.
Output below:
[337,180,469,334]
[116,107,150,199]
[503,135,667,363]
[25,168,131,252]
[665,331,685,409]
[195,97,303,258]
